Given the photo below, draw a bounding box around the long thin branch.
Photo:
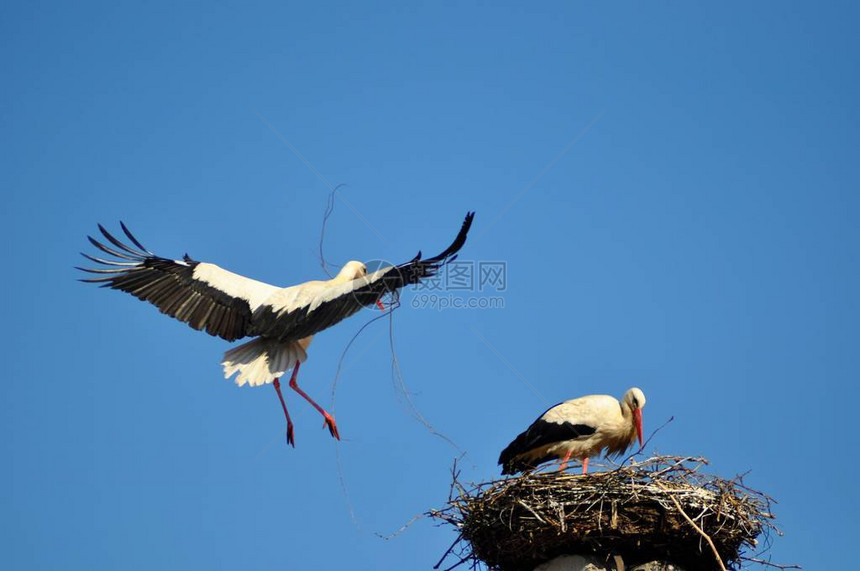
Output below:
[433,534,463,570]
[318,182,348,277]
[740,556,801,569]
[656,480,727,571]
[616,416,675,470]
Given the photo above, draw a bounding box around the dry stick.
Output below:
[740,556,801,569]
[373,512,425,541]
[329,306,395,406]
[655,479,727,571]
[615,415,675,471]
[317,183,348,278]
[328,299,465,537]
[726,471,787,567]
[330,307,398,530]
[387,300,466,454]
[448,455,470,502]
[516,499,546,524]
[651,456,707,479]
[440,555,472,571]
[433,534,464,570]
[315,189,465,537]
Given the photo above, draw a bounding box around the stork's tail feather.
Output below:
[498,430,547,475]
[500,454,550,475]
[222,338,308,387]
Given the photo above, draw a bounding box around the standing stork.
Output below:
[79,212,475,445]
[498,387,646,475]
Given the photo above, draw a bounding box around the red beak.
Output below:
[376,299,386,311]
[633,408,643,447]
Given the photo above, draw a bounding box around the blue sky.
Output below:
[2,1,857,569]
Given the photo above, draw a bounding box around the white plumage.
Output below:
[222,336,311,388]
[191,262,279,311]
[79,214,474,445]
[499,387,646,475]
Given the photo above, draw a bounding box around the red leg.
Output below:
[287,361,340,440]
[559,449,574,472]
[376,299,386,311]
[273,378,295,447]
[582,457,589,475]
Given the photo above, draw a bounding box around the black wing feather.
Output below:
[87,235,140,260]
[498,411,597,475]
[78,225,253,342]
[120,221,152,254]
[98,224,150,258]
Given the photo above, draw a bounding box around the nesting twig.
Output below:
[655,478,727,571]
[317,182,348,278]
[740,557,801,569]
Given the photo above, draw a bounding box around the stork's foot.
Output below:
[286,422,295,447]
[322,413,340,440]
[287,362,341,441]
[273,378,295,448]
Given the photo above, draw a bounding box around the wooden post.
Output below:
[535,555,685,571]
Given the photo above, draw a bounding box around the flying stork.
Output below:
[78,212,475,445]
[498,387,646,475]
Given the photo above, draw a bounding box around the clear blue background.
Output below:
[3,2,857,569]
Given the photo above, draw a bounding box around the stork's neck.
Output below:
[604,400,639,457]
[619,402,637,437]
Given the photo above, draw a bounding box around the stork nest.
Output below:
[429,456,784,571]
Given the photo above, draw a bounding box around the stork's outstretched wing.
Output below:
[249,212,476,341]
[78,223,279,341]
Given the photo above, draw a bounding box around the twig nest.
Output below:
[429,456,779,571]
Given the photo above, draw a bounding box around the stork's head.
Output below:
[622,387,646,447]
[336,260,368,281]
